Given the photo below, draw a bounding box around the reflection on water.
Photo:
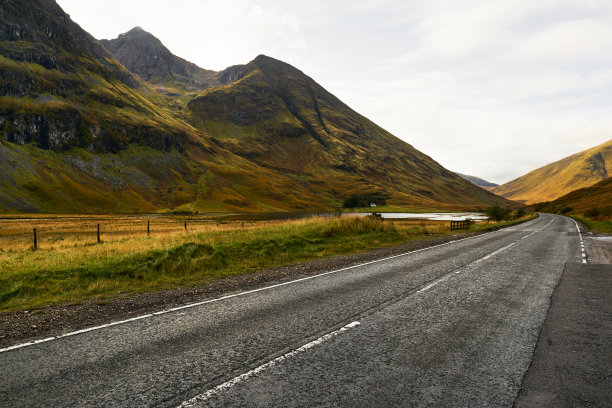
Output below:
[349,212,487,221]
[218,212,487,222]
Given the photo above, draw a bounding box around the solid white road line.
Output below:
[570,218,588,264]
[0,216,544,354]
[177,321,361,407]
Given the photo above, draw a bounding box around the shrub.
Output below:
[584,208,600,218]
[533,202,549,212]
[486,206,510,221]
[559,206,572,214]
[513,208,526,218]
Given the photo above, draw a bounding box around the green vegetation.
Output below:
[571,216,612,234]
[0,215,533,312]
[533,177,612,234]
[485,206,526,221]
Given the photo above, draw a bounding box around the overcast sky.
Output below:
[57,0,612,184]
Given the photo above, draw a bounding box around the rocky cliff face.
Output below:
[0,0,188,153]
[100,27,245,92]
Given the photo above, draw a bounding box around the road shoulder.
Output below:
[515,262,612,407]
[0,231,485,348]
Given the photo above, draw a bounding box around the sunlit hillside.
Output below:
[493,139,611,204]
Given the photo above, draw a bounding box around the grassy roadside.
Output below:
[570,216,612,234]
[0,214,535,313]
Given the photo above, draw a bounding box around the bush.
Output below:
[486,206,510,221]
[559,206,572,214]
[584,208,600,218]
[533,202,549,212]
[513,208,526,218]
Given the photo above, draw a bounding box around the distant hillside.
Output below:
[537,177,612,216]
[492,139,611,204]
[455,173,498,189]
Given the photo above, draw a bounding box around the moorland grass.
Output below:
[572,216,612,234]
[0,214,535,312]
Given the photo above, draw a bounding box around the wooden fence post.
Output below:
[97,224,101,244]
[33,228,37,250]
[147,221,150,237]
[184,220,187,231]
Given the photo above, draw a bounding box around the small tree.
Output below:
[486,205,510,221]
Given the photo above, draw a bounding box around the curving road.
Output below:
[0,214,583,407]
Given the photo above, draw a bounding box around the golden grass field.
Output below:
[0,214,534,312]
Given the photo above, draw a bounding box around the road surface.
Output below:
[0,214,583,407]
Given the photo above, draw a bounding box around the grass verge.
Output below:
[0,214,535,313]
[571,216,612,234]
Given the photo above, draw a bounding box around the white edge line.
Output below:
[1,216,544,354]
[177,321,361,407]
[177,227,528,407]
[570,217,588,264]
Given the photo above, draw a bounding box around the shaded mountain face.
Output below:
[0,4,515,213]
[492,139,611,204]
[0,0,192,153]
[100,27,244,92]
[455,173,498,189]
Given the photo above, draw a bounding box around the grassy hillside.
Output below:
[188,55,514,209]
[493,139,611,204]
[536,177,612,216]
[535,177,612,234]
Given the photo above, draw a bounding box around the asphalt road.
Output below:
[0,214,582,407]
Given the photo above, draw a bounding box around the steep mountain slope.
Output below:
[0,0,197,152]
[456,173,498,189]
[1,2,515,213]
[99,27,245,92]
[493,139,611,204]
[0,0,321,213]
[537,177,612,216]
[186,55,513,208]
[99,27,245,118]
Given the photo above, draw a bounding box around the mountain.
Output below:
[492,139,611,204]
[455,173,498,189]
[0,2,514,213]
[99,27,245,93]
[0,0,320,213]
[536,177,612,216]
[185,54,512,208]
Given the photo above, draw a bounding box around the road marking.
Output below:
[570,218,587,264]
[0,216,545,354]
[177,321,361,407]
[176,218,541,406]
